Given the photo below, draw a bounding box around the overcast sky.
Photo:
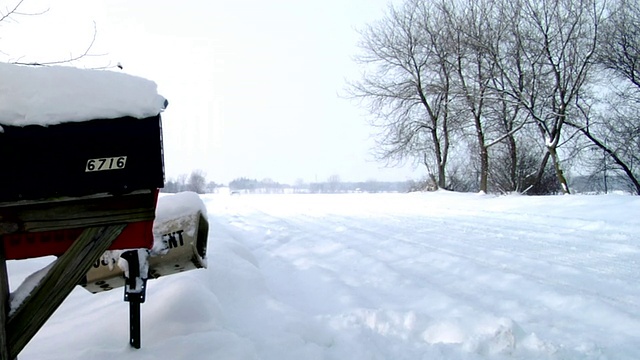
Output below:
[1,0,420,184]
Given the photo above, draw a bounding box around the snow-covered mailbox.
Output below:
[0,63,207,358]
[82,192,209,293]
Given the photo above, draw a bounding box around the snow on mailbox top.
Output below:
[0,62,167,127]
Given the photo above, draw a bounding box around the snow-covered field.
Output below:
[8,191,640,359]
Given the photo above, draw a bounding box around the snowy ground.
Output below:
[7,191,640,359]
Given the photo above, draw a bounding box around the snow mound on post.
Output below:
[0,62,167,126]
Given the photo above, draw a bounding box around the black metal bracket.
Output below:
[121,249,149,349]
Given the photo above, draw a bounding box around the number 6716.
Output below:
[85,156,127,172]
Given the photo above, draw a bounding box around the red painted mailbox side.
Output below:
[3,220,154,260]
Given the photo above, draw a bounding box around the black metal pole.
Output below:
[121,250,148,350]
[129,301,141,349]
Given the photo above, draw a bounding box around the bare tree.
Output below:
[1,1,110,68]
[327,174,341,193]
[489,0,604,194]
[293,178,307,193]
[175,174,188,192]
[443,0,502,193]
[187,170,207,194]
[0,0,47,25]
[597,0,640,88]
[487,70,532,193]
[353,0,637,195]
[578,0,640,194]
[348,0,456,189]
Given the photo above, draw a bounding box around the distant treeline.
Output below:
[162,171,631,195]
[228,177,423,194]
[162,173,428,194]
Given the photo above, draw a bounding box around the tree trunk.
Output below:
[431,126,446,190]
[549,146,570,194]
[507,134,518,192]
[438,163,447,189]
[476,126,489,193]
[532,151,551,192]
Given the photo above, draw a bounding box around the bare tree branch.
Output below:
[0,0,49,24]
[11,22,106,67]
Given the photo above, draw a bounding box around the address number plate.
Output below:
[85,156,127,172]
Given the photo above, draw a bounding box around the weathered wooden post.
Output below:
[0,246,9,360]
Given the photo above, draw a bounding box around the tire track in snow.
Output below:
[294,213,640,349]
[213,196,640,354]
[221,204,640,314]
[321,212,640,314]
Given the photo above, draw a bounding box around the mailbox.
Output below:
[81,206,209,293]
[0,115,164,202]
[0,63,185,353]
[0,114,165,259]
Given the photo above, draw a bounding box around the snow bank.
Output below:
[0,62,167,126]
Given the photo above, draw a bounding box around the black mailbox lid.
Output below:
[0,115,164,202]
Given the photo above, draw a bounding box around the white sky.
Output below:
[0,0,420,184]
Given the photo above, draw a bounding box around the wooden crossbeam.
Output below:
[0,191,156,235]
[5,225,125,359]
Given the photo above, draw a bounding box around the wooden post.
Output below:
[6,225,125,358]
[0,245,10,360]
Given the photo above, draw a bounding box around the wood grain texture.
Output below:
[6,225,125,358]
[0,246,10,360]
[0,191,156,235]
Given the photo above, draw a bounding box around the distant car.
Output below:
[230,191,240,196]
